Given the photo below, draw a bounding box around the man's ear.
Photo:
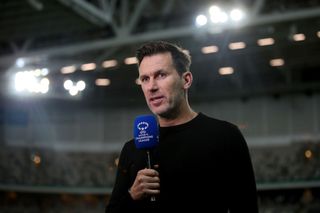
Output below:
[182,71,193,89]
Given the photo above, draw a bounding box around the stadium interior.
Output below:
[0,0,320,212]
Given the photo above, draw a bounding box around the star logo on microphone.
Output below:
[137,121,149,131]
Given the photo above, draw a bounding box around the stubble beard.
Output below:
[152,94,184,120]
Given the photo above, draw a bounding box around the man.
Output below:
[106,41,259,212]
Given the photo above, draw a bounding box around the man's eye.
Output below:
[140,77,148,82]
[158,73,166,78]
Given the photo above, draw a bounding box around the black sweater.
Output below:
[106,113,259,212]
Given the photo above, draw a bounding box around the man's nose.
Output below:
[147,79,158,91]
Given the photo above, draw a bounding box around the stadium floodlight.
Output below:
[40,78,50,94]
[63,79,86,96]
[64,80,73,90]
[195,5,247,29]
[195,14,208,27]
[209,5,221,17]
[230,9,245,22]
[16,58,25,68]
[76,80,86,91]
[14,70,50,94]
[41,68,49,76]
[69,86,79,96]
[208,5,228,23]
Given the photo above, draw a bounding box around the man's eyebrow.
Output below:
[138,74,146,79]
[139,69,165,78]
[154,69,166,75]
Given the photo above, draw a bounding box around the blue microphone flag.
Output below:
[134,115,159,150]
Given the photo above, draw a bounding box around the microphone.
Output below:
[134,115,159,202]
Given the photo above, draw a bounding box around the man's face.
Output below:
[138,52,185,118]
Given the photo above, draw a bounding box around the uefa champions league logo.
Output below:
[137,121,149,131]
[134,116,157,146]
[136,121,152,142]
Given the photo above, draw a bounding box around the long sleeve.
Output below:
[226,124,259,212]
[105,141,160,213]
[105,143,133,213]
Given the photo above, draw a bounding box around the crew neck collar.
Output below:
[159,112,202,132]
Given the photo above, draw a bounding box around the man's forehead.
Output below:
[139,53,173,73]
[141,52,171,64]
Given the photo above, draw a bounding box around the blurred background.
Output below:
[0,0,320,212]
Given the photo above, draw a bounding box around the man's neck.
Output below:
[158,109,198,127]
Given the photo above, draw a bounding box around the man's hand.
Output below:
[129,168,160,200]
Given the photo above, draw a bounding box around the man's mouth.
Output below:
[149,96,164,105]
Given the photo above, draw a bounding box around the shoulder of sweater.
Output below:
[124,138,135,147]
[120,138,135,153]
[199,112,238,129]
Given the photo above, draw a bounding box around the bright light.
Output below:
[14,72,27,91]
[63,79,86,96]
[76,80,86,91]
[317,31,320,38]
[219,11,228,23]
[270,58,285,67]
[34,69,41,77]
[305,149,313,159]
[210,11,228,23]
[208,5,228,23]
[41,68,49,76]
[16,72,36,92]
[14,70,50,94]
[81,63,96,71]
[61,65,76,74]
[40,87,49,94]
[64,80,73,90]
[195,14,207,27]
[40,78,50,94]
[195,5,247,28]
[40,78,49,86]
[69,86,79,96]
[219,67,234,75]
[102,60,118,68]
[209,5,221,16]
[32,154,41,165]
[228,42,246,50]
[124,57,138,65]
[16,58,25,68]
[63,79,85,96]
[257,38,275,46]
[230,9,244,22]
[95,78,111,86]
[292,33,305,41]
[201,45,219,54]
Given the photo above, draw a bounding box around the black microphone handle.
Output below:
[146,150,156,202]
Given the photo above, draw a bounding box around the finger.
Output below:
[147,182,160,189]
[143,181,160,188]
[137,170,158,179]
[140,175,160,183]
[144,188,160,195]
[139,180,159,192]
[142,169,159,177]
